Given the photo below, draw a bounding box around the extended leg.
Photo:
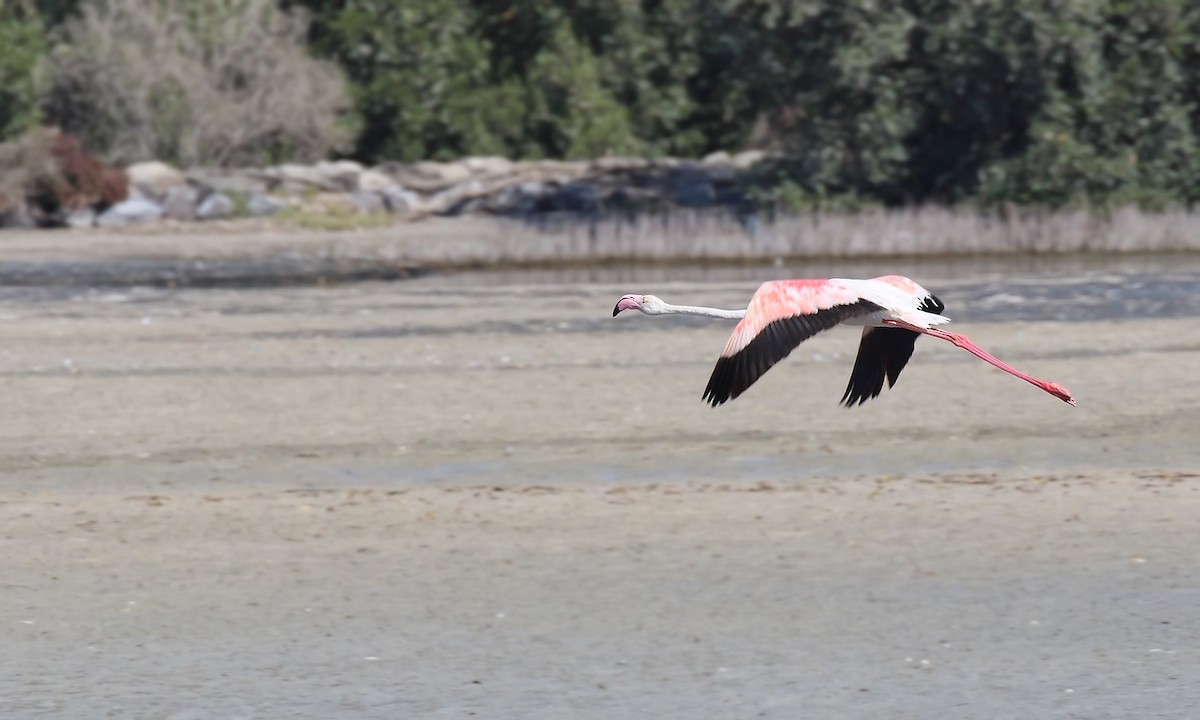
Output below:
[882,320,1075,405]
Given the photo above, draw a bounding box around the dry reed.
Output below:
[389,206,1200,267]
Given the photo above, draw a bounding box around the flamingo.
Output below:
[612,275,1075,407]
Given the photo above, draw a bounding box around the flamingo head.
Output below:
[613,294,643,316]
[613,294,666,316]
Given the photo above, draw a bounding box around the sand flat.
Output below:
[1,274,1198,718]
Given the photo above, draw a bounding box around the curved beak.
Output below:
[613,295,642,316]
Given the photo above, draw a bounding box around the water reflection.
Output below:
[443,251,1200,287]
[438,252,1200,323]
[2,251,1197,325]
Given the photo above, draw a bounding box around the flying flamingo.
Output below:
[612,275,1075,407]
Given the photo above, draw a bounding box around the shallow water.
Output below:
[417,251,1200,326]
[7,252,1200,331]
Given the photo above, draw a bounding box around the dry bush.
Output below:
[41,0,351,167]
[0,126,128,224]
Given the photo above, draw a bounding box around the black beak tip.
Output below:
[612,304,620,317]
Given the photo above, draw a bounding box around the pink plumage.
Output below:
[612,275,1075,407]
[719,279,872,358]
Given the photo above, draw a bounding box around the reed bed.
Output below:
[394,206,1200,267]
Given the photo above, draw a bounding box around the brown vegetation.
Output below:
[0,127,128,225]
[386,208,1200,268]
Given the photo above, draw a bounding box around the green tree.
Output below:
[285,0,1200,210]
[0,4,46,141]
[978,0,1200,207]
[299,0,497,161]
[522,21,640,158]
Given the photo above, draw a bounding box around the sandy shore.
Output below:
[1,268,1199,718]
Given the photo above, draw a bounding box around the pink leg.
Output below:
[883,320,1076,406]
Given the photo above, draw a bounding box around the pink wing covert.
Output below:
[720,280,873,357]
[704,279,883,406]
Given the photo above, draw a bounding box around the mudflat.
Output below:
[2,269,1198,718]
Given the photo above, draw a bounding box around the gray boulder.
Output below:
[196,192,235,220]
[428,179,484,215]
[188,168,269,196]
[97,198,164,226]
[0,204,38,229]
[246,193,287,217]
[591,156,649,172]
[387,161,473,193]
[126,161,187,198]
[314,160,363,192]
[357,168,398,193]
[350,190,387,214]
[358,168,424,213]
[544,182,601,213]
[463,156,514,178]
[269,163,339,193]
[380,186,423,214]
[161,184,202,220]
[64,208,96,228]
[666,165,717,207]
[485,182,551,214]
[730,150,767,169]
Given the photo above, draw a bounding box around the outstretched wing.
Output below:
[702,280,882,406]
[841,291,945,406]
[841,327,920,406]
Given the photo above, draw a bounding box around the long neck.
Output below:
[655,302,745,320]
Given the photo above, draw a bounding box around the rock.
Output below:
[64,208,96,228]
[161,184,202,220]
[484,182,551,214]
[387,161,473,193]
[301,191,360,215]
[666,165,716,207]
[380,186,423,214]
[196,192,235,220]
[96,197,163,226]
[315,160,363,192]
[246,193,286,217]
[454,197,486,215]
[463,156,514,177]
[544,182,601,213]
[591,156,649,172]
[0,204,38,228]
[674,182,715,206]
[0,150,762,229]
[605,186,666,213]
[126,161,187,197]
[350,190,387,214]
[428,179,484,215]
[357,169,397,193]
[730,150,767,169]
[356,169,423,213]
[705,162,737,184]
[269,163,341,193]
[519,159,589,185]
[187,168,269,196]
[649,157,683,169]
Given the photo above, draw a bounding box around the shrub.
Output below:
[0,126,127,224]
[41,0,352,167]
